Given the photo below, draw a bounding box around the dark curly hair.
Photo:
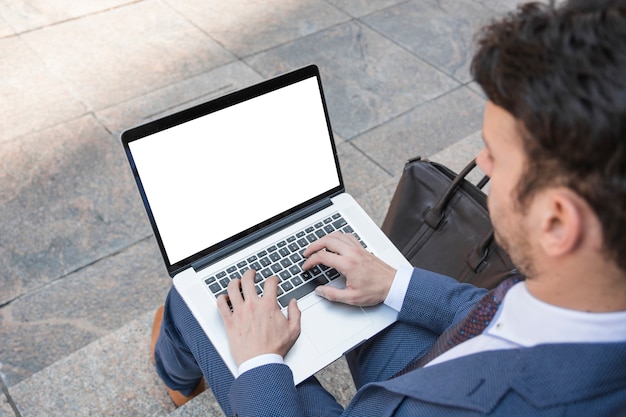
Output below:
[471,0,626,272]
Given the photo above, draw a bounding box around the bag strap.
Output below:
[424,159,484,229]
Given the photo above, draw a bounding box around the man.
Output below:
[152,0,626,415]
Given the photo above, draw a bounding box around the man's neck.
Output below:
[525,263,626,313]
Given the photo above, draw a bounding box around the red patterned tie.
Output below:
[392,274,523,378]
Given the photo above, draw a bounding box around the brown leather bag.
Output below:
[381,157,518,290]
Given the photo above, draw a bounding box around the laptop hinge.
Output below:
[191,197,334,273]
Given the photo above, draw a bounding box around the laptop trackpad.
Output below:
[301,301,372,354]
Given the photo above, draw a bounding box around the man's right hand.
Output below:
[302,232,396,306]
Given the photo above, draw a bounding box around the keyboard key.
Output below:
[209,283,221,294]
[270,252,281,262]
[310,266,323,276]
[278,277,327,308]
[327,268,341,280]
[289,253,302,263]
[332,218,347,229]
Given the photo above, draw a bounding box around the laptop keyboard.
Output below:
[203,213,366,308]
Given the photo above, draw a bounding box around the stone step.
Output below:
[5,309,356,417]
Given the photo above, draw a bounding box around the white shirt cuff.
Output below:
[383,266,413,312]
[237,353,284,376]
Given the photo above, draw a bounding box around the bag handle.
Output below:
[424,159,487,229]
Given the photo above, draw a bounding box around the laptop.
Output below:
[121,65,410,384]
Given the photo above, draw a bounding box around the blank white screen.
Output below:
[129,76,340,264]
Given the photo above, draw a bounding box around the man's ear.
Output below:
[538,189,583,258]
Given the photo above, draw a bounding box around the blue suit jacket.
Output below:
[228,270,626,416]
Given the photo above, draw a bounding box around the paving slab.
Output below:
[0,115,149,306]
[164,0,351,58]
[326,0,409,18]
[246,21,459,140]
[351,85,485,174]
[0,238,169,387]
[0,36,86,142]
[0,395,15,417]
[97,62,264,136]
[474,0,524,14]
[20,0,234,111]
[8,311,173,417]
[337,141,392,199]
[0,0,135,34]
[363,0,494,83]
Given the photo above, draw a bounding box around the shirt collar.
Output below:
[485,282,626,346]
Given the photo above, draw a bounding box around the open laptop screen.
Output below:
[124,68,342,271]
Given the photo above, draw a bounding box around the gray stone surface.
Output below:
[245,20,459,140]
[0,238,169,387]
[0,37,86,142]
[9,312,174,417]
[0,116,150,307]
[20,0,234,110]
[352,85,486,174]
[0,0,513,415]
[0,0,135,33]
[364,0,494,83]
[97,62,264,136]
[165,0,351,58]
[0,395,15,417]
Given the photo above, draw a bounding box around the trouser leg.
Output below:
[154,287,235,415]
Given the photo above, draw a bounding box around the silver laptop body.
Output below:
[121,65,410,383]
